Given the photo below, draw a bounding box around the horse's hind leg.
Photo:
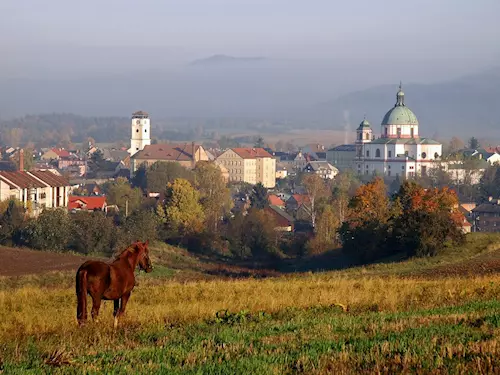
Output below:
[113,299,120,329]
[114,292,131,329]
[91,295,102,323]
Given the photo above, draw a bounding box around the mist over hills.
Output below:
[0,51,499,140]
[313,67,500,139]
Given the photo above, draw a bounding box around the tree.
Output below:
[447,136,465,155]
[145,161,194,193]
[331,171,360,223]
[346,177,390,226]
[468,137,480,150]
[250,183,269,209]
[12,149,34,171]
[194,161,232,233]
[105,178,143,215]
[116,210,160,250]
[254,136,265,148]
[480,164,500,199]
[131,164,148,190]
[0,199,26,245]
[164,178,205,237]
[70,211,114,255]
[306,205,340,255]
[23,209,71,251]
[302,173,329,229]
[391,182,465,257]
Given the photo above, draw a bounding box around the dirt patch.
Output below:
[412,254,500,278]
[0,247,93,277]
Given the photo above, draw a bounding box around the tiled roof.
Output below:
[266,205,295,225]
[268,194,285,206]
[306,161,338,172]
[133,143,201,161]
[0,170,69,189]
[68,196,107,211]
[472,203,500,214]
[51,148,71,158]
[290,194,310,205]
[232,148,273,159]
[328,144,356,152]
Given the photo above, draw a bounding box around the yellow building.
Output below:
[216,148,276,188]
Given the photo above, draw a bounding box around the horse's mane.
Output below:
[114,242,141,260]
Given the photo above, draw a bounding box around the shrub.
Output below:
[22,209,71,251]
[69,211,115,255]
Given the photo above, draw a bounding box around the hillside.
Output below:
[313,67,500,139]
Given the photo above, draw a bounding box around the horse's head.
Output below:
[136,240,153,273]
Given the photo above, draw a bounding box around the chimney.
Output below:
[19,149,24,172]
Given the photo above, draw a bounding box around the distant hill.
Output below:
[189,55,266,66]
[313,67,500,139]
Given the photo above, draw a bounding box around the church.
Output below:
[355,85,442,179]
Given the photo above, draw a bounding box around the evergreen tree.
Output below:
[250,183,269,209]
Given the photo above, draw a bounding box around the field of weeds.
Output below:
[1,234,500,374]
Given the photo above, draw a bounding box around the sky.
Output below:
[0,0,499,119]
[2,0,499,61]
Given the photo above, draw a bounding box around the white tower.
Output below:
[129,111,151,156]
[355,117,372,158]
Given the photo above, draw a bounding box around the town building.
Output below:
[471,199,500,232]
[326,144,357,171]
[68,196,107,213]
[130,143,209,176]
[216,148,276,188]
[264,205,294,232]
[304,161,339,180]
[0,170,71,214]
[41,148,71,161]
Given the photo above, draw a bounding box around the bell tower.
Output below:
[129,111,151,156]
[355,117,372,157]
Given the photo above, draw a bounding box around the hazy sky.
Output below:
[2,0,499,59]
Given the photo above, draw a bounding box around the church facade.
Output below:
[355,85,442,179]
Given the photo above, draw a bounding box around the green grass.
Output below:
[1,234,500,374]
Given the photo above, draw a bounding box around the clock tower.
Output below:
[129,111,151,156]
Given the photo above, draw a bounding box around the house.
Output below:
[79,182,102,196]
[68,196,107,213]
[130,143,209,176]
[444,160,488,185]
[0,170,71,215]
[275,165,288,179]
[265,205,295,232]
[301,144,327,161]
[41,148,71,161]
[304,161,339,180]
[471,199,500,232]
[327,144,357,171]
[268,194,285,208]
[216,148,276,188]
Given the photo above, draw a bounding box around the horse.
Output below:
[75,240,153,328]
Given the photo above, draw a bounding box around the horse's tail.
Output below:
[76,268,88,326]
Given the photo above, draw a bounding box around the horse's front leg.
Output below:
[114,291,131,329]
[91,294,102,323]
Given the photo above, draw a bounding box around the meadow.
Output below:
[1,234,500,374]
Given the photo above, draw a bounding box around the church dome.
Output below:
[381,85,418,126]
[359,118,371,128]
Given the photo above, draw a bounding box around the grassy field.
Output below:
[1,235,500,374]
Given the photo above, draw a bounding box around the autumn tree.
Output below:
[12,149,34,171]
[447,136,465,155]
[145,161,194,193]
[164,178,204,238]
[480,165,500,199]
[250,183,269,209]
[306,205,340,255]
[391,181,465,257]
[194,161,232,233]
[302,173,329,229]
[331,170,360,223]
[104,178,143,215]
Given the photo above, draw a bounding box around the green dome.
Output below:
[358,118,371,128]
[381,106,418,126]
[381,85,418,126]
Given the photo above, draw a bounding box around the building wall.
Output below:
[41,150,60,160]
[326,150,356,171]
[256,157,276,188]
[382,124,419,139]
[216,150,275,187]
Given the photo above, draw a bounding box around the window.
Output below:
[405,151,409,157]
[365,133,369,140]
[366,150,370,157]
[402,166,405,170]
[434,152,439,159]
[388,165,391,169]
[388,171,391,176]
[375,149,381,158]
[388,150,392,158]
[410,128,414,138]
[397,128,401,138]
[40,192,46,199]
[421,152,427,159]
[145,129,147,133]
[136,129,139,133]
[358,133,362,140]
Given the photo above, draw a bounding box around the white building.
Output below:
[356,85,442,178]
[128,111,151,157]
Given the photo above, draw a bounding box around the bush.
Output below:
[114,210,160,251]
[22,209,71,251]
[69,211,115,255]
[0,200,26,246]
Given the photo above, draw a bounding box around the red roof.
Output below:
[51,148,71,158]
[232,148,272,159]
[292,194,310,205]
[0,170,69,189]
[68,196,107,211]
[268,194,285,207]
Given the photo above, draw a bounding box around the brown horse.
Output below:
[76,240,153,328]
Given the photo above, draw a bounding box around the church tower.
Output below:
[129,111,151,156]
[355,117,372,158]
